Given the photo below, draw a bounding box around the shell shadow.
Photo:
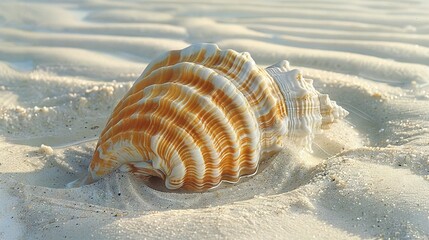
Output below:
[313,81,386,147]
[2,144,95,189]
[76,147,324,211]
[11,142,324,212]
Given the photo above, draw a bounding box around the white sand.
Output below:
[1,0,429,239]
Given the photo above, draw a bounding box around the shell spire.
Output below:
[67,43,348,190]
[265,60,349,151]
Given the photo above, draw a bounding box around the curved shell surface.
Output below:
[70,43,348,190]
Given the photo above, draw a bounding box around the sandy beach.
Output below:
[1,0,429,239]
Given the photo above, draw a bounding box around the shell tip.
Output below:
[332,101,349,120]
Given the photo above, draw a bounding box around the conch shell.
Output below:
[68,43,348,190]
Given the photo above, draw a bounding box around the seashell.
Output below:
[68,43,348,190]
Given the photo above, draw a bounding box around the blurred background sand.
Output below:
[0,0,428,239]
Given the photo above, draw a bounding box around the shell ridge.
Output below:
[101,62,203,135]
[95,66,260,188]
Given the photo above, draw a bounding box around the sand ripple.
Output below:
[0,0,428,239]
